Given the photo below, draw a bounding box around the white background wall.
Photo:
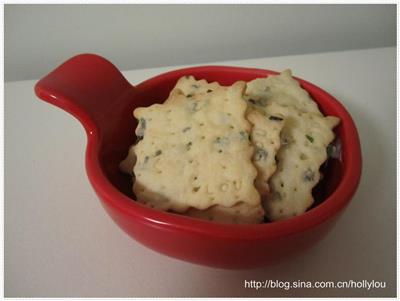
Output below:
[5,4,396,81]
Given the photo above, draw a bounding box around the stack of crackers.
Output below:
[120,70,340,224]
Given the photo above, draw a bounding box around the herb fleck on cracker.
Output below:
[303,168,315,182]
[135,135,143,143]
[254,147,268,161]
[269,115,284,121]
[139,118,146,129]
[248,98,268,107]
[327,144,336,157]
[239,131,250,141]
[136,118,147,137]
[190,102,199,112]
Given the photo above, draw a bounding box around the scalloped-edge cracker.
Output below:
[258,102,339,220]
[245,69,322,115]
[174,76,285,198]
[132,82,260,213]
[246,108,285,195]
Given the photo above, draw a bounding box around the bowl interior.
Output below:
[97,67,344,221]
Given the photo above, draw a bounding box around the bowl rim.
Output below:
[85,65,362,240]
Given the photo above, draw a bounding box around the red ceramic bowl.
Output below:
[35,54,362,269]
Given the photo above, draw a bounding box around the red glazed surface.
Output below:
[35,54,362,269]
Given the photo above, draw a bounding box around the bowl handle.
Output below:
[34,54,134,133]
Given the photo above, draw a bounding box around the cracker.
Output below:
[185,202,264,224]
[173,75,285,198]
[133,82,260,212]
[166,76,269,223]
[246,108,285,195]
[245,69,322,115]
[259,102,339,220]
[165,75,220,103]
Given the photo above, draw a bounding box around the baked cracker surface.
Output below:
[133,82,260,213]
[246,108,285,196]
[245,69,322,115]
[258,102,339,220]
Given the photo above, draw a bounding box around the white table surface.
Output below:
[5,47,396,297]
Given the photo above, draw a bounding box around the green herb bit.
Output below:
[154,150,162,157]
[273,191,282,200]
[186,142,192,151]
[135,135,143,143]
[144,156,149,163]
[182,126,191,133]
[206,89,213,93]
[137,118,146,132]
[281,137,290,146]
[303,168,315,182]
[239,131,251,142]
[327,144,336,157]
[214,136,229,146]
[190,102,199,112]
[248,98,268,106]
[254,147,268,161]
[139,118,146,129]
[306,135,314,143]
[269,115,283,121]
[136,118,147,137]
